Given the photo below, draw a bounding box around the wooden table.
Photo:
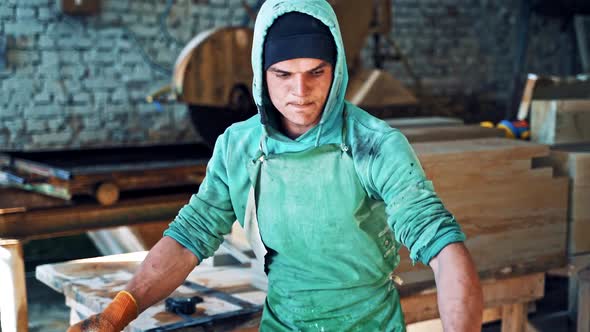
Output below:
[37,252,263,332]
[35,252,546,332]
[0,193,190,332]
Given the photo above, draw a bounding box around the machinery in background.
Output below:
[149,0,419,146]
[507,0,590,120]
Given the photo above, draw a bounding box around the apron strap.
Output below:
[257,109,349,155]
[340,109,349,153]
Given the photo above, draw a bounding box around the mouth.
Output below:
[289,102,314,109]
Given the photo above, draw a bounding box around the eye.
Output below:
[275,72,290,78]
[311,70,324,76]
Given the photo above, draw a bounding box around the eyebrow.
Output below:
[268,62,329,75]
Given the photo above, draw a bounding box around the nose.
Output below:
[292,74,309,97]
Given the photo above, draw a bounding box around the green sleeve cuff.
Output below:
[419,231,466,265]
[163,229,206,263]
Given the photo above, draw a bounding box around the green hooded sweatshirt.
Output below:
[165,0,465,330]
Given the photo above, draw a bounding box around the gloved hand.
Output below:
[67,290,138,332]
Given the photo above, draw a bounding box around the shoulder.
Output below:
[345,102,407,157]
[346,102,394,134]
[213,114,263,161]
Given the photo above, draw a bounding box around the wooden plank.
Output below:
[393,172,568,287]
[0,239,29,332]
[0,194,189,239]
[535,147,590,255]
[400,273,544,324]
[402,125,505,143]
[501,303,528,332]
[413,138,550,165]
[406,306,529,332]
[60,164,206,197]
[423,158,532,179]
[87,222,169,255]
[531,100,590,145]
[0,188,70,213]
[540,146,590,185]
[396,221,566,288]
[426,165,552,192]
[431,177,567,238]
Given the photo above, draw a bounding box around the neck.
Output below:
[280,121,309,139]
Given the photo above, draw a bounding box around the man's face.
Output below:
[265,58,333,138]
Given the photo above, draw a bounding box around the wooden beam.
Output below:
[0,194,189,239]
[402,125,505,143]
[0,239,29,332]
[501,303,528,332]
[400,273,545,324]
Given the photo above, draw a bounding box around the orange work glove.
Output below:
[67,290,139,332]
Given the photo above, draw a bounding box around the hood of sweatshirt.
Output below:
[251,0,349,153]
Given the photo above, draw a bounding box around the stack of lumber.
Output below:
[530,98,590,254]
[530,97,590,317]
[534,144,590,317]
[534,144,590,255]
[395,138,569,289]
[531,99,590,145]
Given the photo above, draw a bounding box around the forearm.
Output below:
[125,236,199,313]
[429,243,483,332]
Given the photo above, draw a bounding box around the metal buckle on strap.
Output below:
[389,273,404,286]
[340,143,349,152]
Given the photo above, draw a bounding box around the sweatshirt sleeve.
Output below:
[369,130,465,265]
[163,133,236,262]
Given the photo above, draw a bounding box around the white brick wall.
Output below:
[0,0,580,150]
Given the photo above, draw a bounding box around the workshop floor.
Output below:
[12,236,579,332]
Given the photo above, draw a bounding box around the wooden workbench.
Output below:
[0,192,191,332]
[35,252,546,331]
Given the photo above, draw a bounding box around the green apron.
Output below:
[244,125,406,331]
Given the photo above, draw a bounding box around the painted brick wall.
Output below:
[0,0,579,150]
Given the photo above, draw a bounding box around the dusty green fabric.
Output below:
[251,138,405,331]
[164,0,466,329]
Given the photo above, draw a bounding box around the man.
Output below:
[69,0,483,331]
